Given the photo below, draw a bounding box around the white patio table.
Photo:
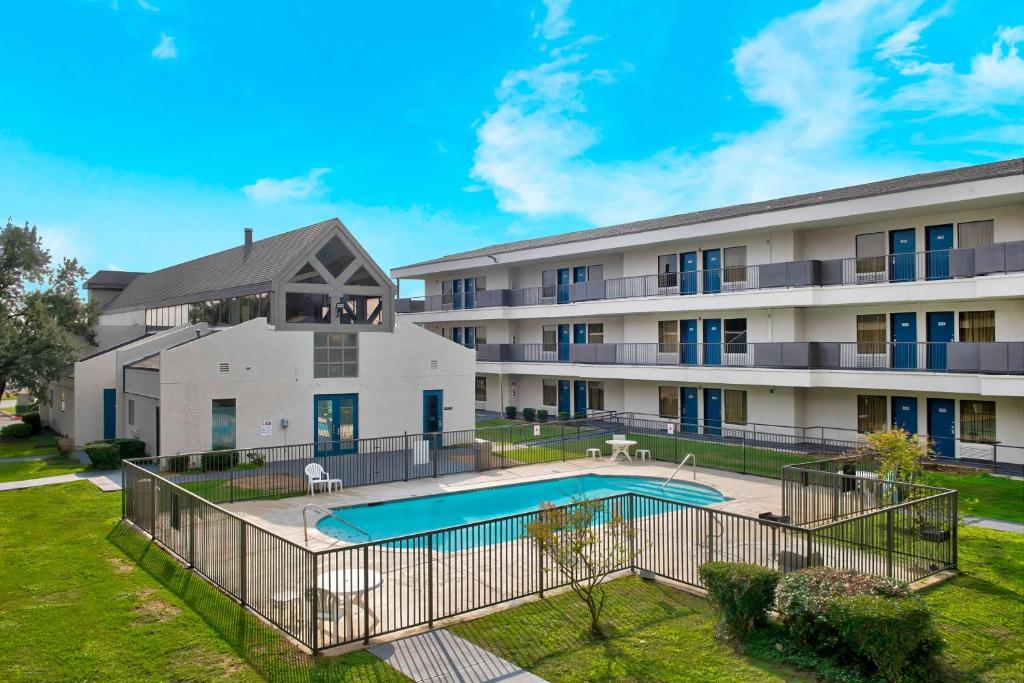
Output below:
[318,569,383,639]
[605,439,638,462]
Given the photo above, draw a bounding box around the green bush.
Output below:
[84,442,122,469]
[698,562,780,639]
[201,449,239,471]
[0,422,33,440]
[246,451,267,467]
[826,594,942,682]
[537,409,549,422]
[20,412,42,433]
[573,411,586,420]
[522,408,536,422]
[111,438,146,459]
[14,401,38,415]
[504,406,517,419]
[557,411,569,421]
[165,455,191,473]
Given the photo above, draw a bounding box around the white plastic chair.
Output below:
[306,587,345,640]
[613,434,626,441]
[304,463,342,496]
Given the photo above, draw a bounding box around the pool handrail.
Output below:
[302,503,370,545]
[662,453,696,489]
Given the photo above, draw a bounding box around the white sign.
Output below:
[260,419,273,437]
[666,422,675,435]
[533,424,541,437]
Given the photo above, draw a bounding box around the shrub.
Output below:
[698,562,780,640]
[246,451,267,467]
[826,594,942,682]
[57,437,75,455]
[504,406,517,419]
[201,449,240,471]
[20,412,42,433]
[537,409,549,422]
[573,411,586,420]
[84,441,122,469]
[111,438,146,459]
[0,422,33,440]
[15,401,38,415]
[522,408,536,422]
[557,411,569,421]
[165,455,191,473]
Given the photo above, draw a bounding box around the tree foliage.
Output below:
[0,219,96,401]
[858,428,930,483]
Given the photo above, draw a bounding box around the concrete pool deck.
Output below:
[224,457,785,551]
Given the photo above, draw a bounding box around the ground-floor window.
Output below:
[128,399,135,426]
[658,386,678,418]
[960,400,996,443]
[475,376,487,402]
[212,399,237,450]
[60,392,66,412]
[588,381,605,410]
[724,389,747,424]
[542,379,557,406]
[857,395,886,433]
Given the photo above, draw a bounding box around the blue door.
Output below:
[464,326,475,349]
[452,327,462,345]
[573,323,587,344]
[703,388,722,436]
[557,268,570,304]
[557,324,570,361]
[891,396,918,434]
[703,319,722,365]
[680,319,698,365]
[925,224,953,280]
[890,312,917,369]
[680,251,698,295]
[315,393,359,455]
[463,277,475,309]
[889,228,916,282]
[703,249,721,293]
[452,278,462,310]
[574,380,587,416]
[573,266,587,283]
[927,398,955,459]
[102,388,116,440]
[682,387,698,433]
[557,380,571,416]
[926,311,954,370]
[422,390,443,448]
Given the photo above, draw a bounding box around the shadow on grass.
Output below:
[107,522,405,683]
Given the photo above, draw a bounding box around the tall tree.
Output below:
[0,219,96,401]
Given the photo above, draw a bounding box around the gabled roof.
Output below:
[102,219,339,312]
[393,158,1024,271]
[126,353,161,371]
[84,270,146,290]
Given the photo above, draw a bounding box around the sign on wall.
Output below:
[260,419,273,437]
[666,422,675,435]
[533,424,541,437]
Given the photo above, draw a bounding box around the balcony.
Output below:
[396,240,1023,313]
[475,341,1024,374]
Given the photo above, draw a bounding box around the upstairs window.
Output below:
[855,232,886,275]
[657,254,678,287]
[857,314,886,354]
[959,311,995,342]
[542,325,557,352]
[724,318,748,353]
[957,220,994,249]
[658,320,678,352]
[286,293,330,324]
[314,332,358,378]
[722,246,747,283]
[587,323,604,344]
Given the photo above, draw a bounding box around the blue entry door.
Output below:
[890,312,917,369]
[422,390,443,449]
[452,327,462,345]
[680,251,698,295]
[103,388,116,440]
[557,324,570,361]
[573,266,587,283]
[927,311,954,370]
[573,323,587,344]
[891,396,918,434]
[703,250,721,293]
[703,319,722,365]
[703,388,722,436]
[682,387,698,433]
[452,278,462,310]
[464,326,475,349]
[315,393,359,455]
[925,224,953,280]
[680,319,698,365]
[927,398,955,459]
[574,380,587,416]
[557,380,571,416]
[557,268,570,304]
[463,277,475,309]
[889,228,916,282]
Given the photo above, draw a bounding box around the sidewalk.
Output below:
[0,469,122,493]
[368,629,546,682]
[962,516,1024,534]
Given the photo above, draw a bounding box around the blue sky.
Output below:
[1,0,1022,295]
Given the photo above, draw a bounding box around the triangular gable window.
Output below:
[290,262,327,284]
[345,266,380,287]
[316,236,356,279]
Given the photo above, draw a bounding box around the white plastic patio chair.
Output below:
[306,587,345,640]
[304,463,342,495]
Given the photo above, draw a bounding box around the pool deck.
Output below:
[224,458,784,551]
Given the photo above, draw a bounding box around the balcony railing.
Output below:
[395,240,1023,313]
[475,341,1024,374]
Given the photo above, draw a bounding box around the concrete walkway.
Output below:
[962,516,1024,534]
[368,629,546,683]
[0,469,122,493]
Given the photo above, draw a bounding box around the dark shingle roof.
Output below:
[103,219,336,312]
[84,270,146,290]
[127,353,161,371]
[394,158,1023,271]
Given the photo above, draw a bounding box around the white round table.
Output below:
[605,439,638,462]
[318,569,383,638]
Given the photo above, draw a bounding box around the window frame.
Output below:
[588,381,605,410]
[856,314,887,355]
[211,398,237,451]
[857,395,887,434]
[958,310,995,343]
[855,232,886,275]
[658,386,679,419]
[313,332,359,378]
[724,389,747,424]
[542,379,558,407]
[724,318,748,354]
[475,376,487,402]
[587,323,604,344]
[960,400,996,444]
[957,220,994,249]
[722,246,747,283]
[658,320,678,353]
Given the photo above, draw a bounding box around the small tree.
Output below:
[525,498,639,638]
[859,428,929,483]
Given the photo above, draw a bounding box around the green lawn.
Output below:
[476,418,597,444]
[0,431,60,458]
[919,470,1024,523]
[0,483,406,682]
[0,456,87,482]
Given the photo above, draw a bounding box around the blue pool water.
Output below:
[316,474,726,549]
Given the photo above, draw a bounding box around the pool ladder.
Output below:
[302,503,370,545]
[661,453,696,489]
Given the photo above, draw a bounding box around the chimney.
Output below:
[244,227,253,248]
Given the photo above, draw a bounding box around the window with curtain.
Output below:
[542,325,557,352]
[658,320,678,352]
[724,318,748,353]
[588,381,605,410]
[658,254,678,287]
[723,246,747,283]
[658,386,679,418]
[474,276,486,292]
[960,400,996,443]
[855,232,886,274]
[542,379,557,406]
[211,399,237,450]
[957,220,994,249]
[475,376,487,402]
[857,314,886,354]
[475,327,487,346]
[587,323,604,344]
[857,395,886,433]
[724,390,747,424]
[959,311,995,342]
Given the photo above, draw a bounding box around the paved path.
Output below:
[368,629,546,683]
[0,469,122,493]
[962,516,1024,534]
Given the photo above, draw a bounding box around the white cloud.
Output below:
[137,0,159,11]
[534,0,574,41]
[242,168,332,203]
[151,33,177,59]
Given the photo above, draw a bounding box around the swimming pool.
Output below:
[316,474,726,549]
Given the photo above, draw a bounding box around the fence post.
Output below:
[432,436,438,478]
[150,477,157,538]
[538,536,545,598]
[951,491,959,569]
[188,499,195,567]
[229,462,235,504]
[742,436,747,475]
[121,463,127,519]
[886,509,894,578]
[239,519,247,607]
[311,554,319,655]
[805,529,814,568]
[561,423,566,461]
[628,495,636,573]
[363,545,371,644]
[427,535,434,629]
[403,432,409,482]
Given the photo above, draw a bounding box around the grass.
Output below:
[476,418,596,444]
[0,456,88,482]
[0,431,60,459]
[0,482,406,682]
[919,470,1024,523]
